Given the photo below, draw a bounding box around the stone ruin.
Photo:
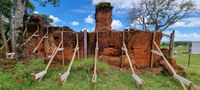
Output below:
[25,2,183,74]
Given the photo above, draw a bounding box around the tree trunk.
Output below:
[15,0,27,59]
[0,14,10,53]
[10,4,15,53]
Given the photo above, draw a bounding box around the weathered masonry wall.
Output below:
[29,28,162,68]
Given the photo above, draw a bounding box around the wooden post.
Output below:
[150,31,156,68]
[45,27,49,56]
[92,32,98,83]
[120,31,125,68]
[32,32,48,53]
[84,30,87,59]
[169,30,175,57]
[76,33,80,60]
[188,54,191,67]
[61,28,64,66]
[59,33,79,84]
[153,41,189,90]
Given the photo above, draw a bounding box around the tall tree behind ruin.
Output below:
[129,0,199,32]
[0,0,13,53]
[14,0,59,59]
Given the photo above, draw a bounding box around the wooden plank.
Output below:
[151,50,163,56]
[57,48,64,51]
[120,31,125,68]
[121,41,144,86]
[45,40,63,71]
[169,30,175,57]
[60,71,70,81]
[84,30,87,59]
[92,74,97,83]
[0,37,11,50]
[174,74,192,86]
[153,41,192,90]
[61,29,64,66]
[32,32,48,53]
[92,32,98,83]
[6,52,15,59]
[36,40,63,82]
[59,33,79,84]
[153,41,176,74]
[34,70,46,79]
[151,31,156,68]
[132,74,143,85]
[23,30,39,44]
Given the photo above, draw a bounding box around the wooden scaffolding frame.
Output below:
[151,31,192,90]
[0,37,11,50]
[92,32,99,83]
[121,31,144,88]
[31,31,64,82]
[32,27,49,53]
[23,25,39,45]
[58,33,79,84]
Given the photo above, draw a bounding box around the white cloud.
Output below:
[70,21,79,26]
[172,17,200,28]
[84,15,94,24]
[162,31,200,41]
[49,15,61,26]
[33,11,39,14]
[111,20,123,29]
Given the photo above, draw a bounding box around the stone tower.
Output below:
[95,2,113,31]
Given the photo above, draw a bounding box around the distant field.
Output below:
[0,45,199,90]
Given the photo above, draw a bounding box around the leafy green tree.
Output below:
[14,0,59,59]
[129,0,198,32]
[30,13,53,26]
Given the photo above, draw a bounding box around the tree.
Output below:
[30,13,53,26]
[0,0,13,53]
[129,0,198,32]
[14,0,59,59]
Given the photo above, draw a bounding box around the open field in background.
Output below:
[0,45,199,90]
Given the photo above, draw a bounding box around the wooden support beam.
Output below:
[121,38,144,87]
[32,40,63,82]
[92,32,98,83]
[6,52,15,59]
[150,31,156,68]
[32,32,48,53]
[84,30,87,59]
[0,37,11,50]
[23,29,39,44]
[153,41,192,90]
[120,32,125,68]
[169,30,175,57]
[61,29,65,66]
[23,25,27,36]
[151,50,162,56]
[58,33,79,84]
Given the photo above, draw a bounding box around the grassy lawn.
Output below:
[0,45,199,90]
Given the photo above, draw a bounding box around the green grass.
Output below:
[0,45,199,90]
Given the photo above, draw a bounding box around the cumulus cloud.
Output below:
[172,17,200,28]
[111,20,123,29]
[84,15,94,24]
[49,15,61,26]
[33,11,39,14]
[162,31,200,41]
[70,21,79,26]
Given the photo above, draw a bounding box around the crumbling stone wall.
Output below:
[37,29,162,68]
[95,2,113,31]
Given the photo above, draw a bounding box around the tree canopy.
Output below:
[129,0,199,32]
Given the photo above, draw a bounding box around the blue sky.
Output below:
[31,0,200,41]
